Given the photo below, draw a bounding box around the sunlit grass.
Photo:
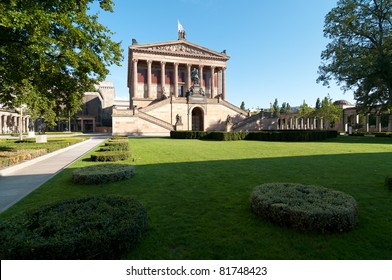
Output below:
[2,136,392,259]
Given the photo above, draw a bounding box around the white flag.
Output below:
[178,20,184,32]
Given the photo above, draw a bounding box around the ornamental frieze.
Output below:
[145,44,221,58]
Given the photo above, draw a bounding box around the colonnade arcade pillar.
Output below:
[131,59,226,100]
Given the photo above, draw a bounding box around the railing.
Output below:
[219,99,249,116]
[138,111,174,131]
[139,98,172,113]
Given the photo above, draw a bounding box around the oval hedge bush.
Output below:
[0,195,147,259]
[90,151,131,162]
[250,183,359,233]
[72,164,135,184]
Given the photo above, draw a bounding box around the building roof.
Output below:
[129,39,230,61]
[333,99,354,106]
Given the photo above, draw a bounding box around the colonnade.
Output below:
[131,59,226,100]
[0,112,30,134]
[279,116,325,130]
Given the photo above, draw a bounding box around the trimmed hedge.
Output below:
[170,131,208,139]
[170,130,338,141]
[90,151,131,162]
[72,164,136,184]
[0,149,47,168]
[246,130,338,141]
[0,195,148,259]
[250,183,359,233]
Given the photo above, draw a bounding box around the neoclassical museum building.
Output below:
[112,31,254,135]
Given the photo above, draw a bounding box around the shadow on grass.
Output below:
[2,149,392,260]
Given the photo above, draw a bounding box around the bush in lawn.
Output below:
[0,195,148,259]
[250,183,359,233]
[99,138,130,151]
[72,164,135,184]
[90,151,131,162]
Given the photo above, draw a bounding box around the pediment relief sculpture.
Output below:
[144,44,222,58]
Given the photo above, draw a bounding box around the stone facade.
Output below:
[0,105,30,134]
[112,34,250,136]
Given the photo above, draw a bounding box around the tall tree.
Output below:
[318,0,392,113]
[0,0,123,127]
[319,95,342,127]
[298,100,314,118]
[270,98,280,117]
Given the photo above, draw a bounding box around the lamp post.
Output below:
[18,104,26,141]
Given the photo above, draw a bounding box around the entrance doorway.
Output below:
[192,107,204,131]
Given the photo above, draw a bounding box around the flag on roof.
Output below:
[178,20,184,32]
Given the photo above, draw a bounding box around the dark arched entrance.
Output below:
[191,107,204,131]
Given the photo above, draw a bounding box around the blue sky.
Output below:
[93,0,354,109]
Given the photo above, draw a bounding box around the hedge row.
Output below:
[170,130,338,141]
[0,149,47,168]
[91,137,131,161]
[72,164,135,184]
[0,195,148,259]
[250,183,359,233]
[350,132,392,137]
[246,130,338,141]
[90,151,131,162]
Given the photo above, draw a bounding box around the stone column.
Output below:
[174,63,179,97]
[160,61,166,98]
[0,114,3,134]
[217,70,221,96]
[147,60,152,99]
[132,59,138,98]
[199,65,204,86]
[377,115,382,132]
[210,66,215,98]
[186,64,191,90]
[222,67,226,100]
[366,114,370,132]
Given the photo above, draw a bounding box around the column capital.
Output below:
[174,62,180,67]
[147,60,153,65]
[160,61,166,66]
[132,58,138,63]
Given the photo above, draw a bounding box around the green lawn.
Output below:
[1,136,392,259]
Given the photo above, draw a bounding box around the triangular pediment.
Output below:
[130,40,229,60]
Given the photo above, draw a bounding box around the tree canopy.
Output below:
[318,0,392,113]
[0,0,123,126]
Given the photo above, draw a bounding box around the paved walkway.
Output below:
[0,135,109,213]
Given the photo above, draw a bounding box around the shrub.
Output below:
[72,164,136,184]
[250,183,359,233]
[170,130,337,141]
[90,151,131,162]
[204,132,248,141]
[0,149,47,168]
[0,195,148,259]
[246,130,338,142]
[170,131,208,139]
